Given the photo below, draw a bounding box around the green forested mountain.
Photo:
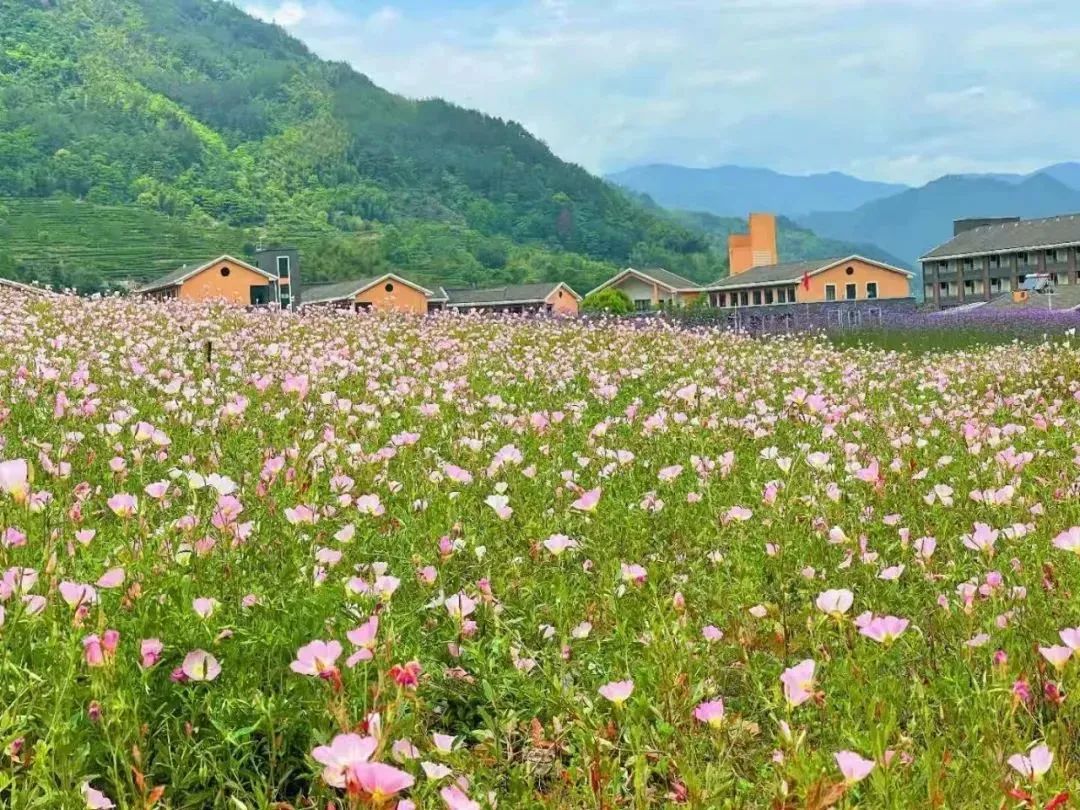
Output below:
[0,0,721,293]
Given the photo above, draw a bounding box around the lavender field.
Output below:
[2,289,1080,808]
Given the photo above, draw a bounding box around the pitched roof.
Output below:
[444,282,580,306]
[0,277,52,296]
[922,213,1080,260]
[302,273,434,305]
[702,256,912,290]
[135,255,275,293]
[587,266,698,296]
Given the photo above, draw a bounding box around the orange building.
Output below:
[701,212,912,306]
[727,213,779,276]
[702,255,913,308]
[302,274,434,314]
[136,256,279,305]
[437,282,581,315]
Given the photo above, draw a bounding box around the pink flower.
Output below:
[702,625,723,642]
[350,762,415,803]
[1052,526,1080,554]
[347,616,379,663]
[60,581,98,609]
[543,534,577,556]
[83,634,105,667]
[1039,644,1072,670]
[1060,627,1080,650]
[484,494,512,520]
[181,649,220,682]
[859,616,909,644]
[192,597,219,619]
[835,750,875,783]
[312,733,378,790]
[140,638,163,668]
[291,640,343,677]
[432,733,457,754]
[620,563,647,585]
[0,459,29,504]
[571,487,601,512]
[96,567,125,589]
[598,679,634,705]
[81,782,115,809]
[1007,743,1053,782]
[441,784,481,810]
[693,699,725,727]
[815,589,853,617]
[445,592,476,621]
[962,522,998,554]
[780,659,816,707]
[106,493,137,518]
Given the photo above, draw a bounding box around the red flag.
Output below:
[802,271,811,291]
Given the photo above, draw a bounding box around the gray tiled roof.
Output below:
[703,259,843,289]
[444,282,572,306]
[303,278,382,304]
[625,267,698,289]
[135,255,273,293]
[135,264,200,293]
[922,213,1080,260]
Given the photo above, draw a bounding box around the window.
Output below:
[634,299,651,311]
[964,280,974,292]
[845,283,857,300]
[220,266,231,277]
[277,256,290,278]
[384,282,395,293]
[866,282,878,299]
[991,278,1002,292]
[764,289,774,305]
[825,284,837,301]
[280,290,291,308]
[752,290,762,305]
[990,255,1000,268]
[845,266,855,276]
[740,291,749,306]
[962,259,974,273]
[776,288,786,304]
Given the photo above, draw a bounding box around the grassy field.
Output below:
[1,291,1079,808]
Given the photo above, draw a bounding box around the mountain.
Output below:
[606,164,908,218]
[959,162,1080,190]
[668,211,910,271]
[0,0,721,293]
[799,174,1080,266]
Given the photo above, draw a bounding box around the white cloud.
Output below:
[244,0,307,26]
[230,0,1079,184]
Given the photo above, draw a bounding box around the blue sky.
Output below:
[239,0,1079,185]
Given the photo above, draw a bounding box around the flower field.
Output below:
[3,290,1080,809]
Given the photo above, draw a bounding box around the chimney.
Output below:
[728,212,778,275]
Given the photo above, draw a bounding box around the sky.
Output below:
[239,0,1080,185]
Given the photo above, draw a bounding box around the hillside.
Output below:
[669,210,910,271]
[607,164,908,218]
[799,173,1080,265]
[0,0,719,292]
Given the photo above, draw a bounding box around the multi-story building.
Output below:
[255,246,301,310]
[920,214,1080,306]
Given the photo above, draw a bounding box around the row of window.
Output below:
[934,248,1076,274]
[928,273,1075,297]
[824,282,878,301]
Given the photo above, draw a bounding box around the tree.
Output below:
[582,287,633,315]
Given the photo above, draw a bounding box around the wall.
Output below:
[798,259,910,304]
[546,286,580,315]
[355,280,429,314]
[177,259,271,305]
[611,275,676,306]
[728,234,752,275]
[748,213,778,268]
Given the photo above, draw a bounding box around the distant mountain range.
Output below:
[800,173,1080,265]
[609,161,1080,266]
[606,164,908,218]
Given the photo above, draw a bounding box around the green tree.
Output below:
[581,287,633,315]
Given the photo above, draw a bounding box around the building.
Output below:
[255,246,301,310]
[135,256,279,305]
[437,282,581,315]
[301,274,433,314]
[701,256,913,307]
[0,278,52,296]
[728,212,779,275]
[920,214,1080,306]
[585,267,700,310]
